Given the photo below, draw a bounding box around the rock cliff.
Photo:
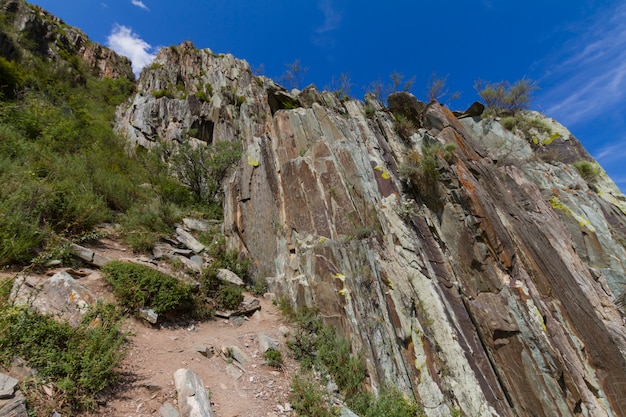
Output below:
[0,0,134,80]
[115,42,626,417]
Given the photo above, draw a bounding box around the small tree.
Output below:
[280,59,309,90]
[426,72,461,103]
[169,140,242,205]
[326,72,352,100]
[474,78,538,116]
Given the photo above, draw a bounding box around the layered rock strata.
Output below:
[116,43,626,417]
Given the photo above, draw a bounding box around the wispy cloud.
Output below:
[106,24,157,76]
[131,0,149,11]
[595,139,626,166]
[312,0,342,47]
[537,3,626,127]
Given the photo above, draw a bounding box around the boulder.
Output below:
[452,101,485,119]
[173,369,214,417]
[387,91,425,126]
[11,271,94,326]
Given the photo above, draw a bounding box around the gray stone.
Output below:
[225,365,243,380]
[70,243,113,266]
[139,308,158,324]
[160,402,179,417]
[0,374,18,399]
[11,271,94,327]
[194,346,214,358]
[176,228,205,253]
[0,389,27,417]
[227,345,249,365]
[183,218,210,232]
[257,333,278,354]
[176,255,202,272]
[173,369,214,417]
[216,269,244,286]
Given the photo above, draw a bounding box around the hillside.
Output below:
[2,1,626,417]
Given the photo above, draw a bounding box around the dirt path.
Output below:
[68,264,297,417]
[88,294,296,417]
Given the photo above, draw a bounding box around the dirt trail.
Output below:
[88,293,296,417]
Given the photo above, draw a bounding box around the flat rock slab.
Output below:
[173,369,214,417]
[176,228,205,253]
[216,269,244,286]
[0,374,18,399]
[70,243,113,266]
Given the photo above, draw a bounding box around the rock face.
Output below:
[117,43,626,416]
[0,0,134,80]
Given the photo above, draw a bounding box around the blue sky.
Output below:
[28,0,626,191]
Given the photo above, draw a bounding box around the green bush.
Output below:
[167,140,242,207]
[573,160,601,183]
[217,283,243,310]
[0,303,126,413]
[102,261,194,316]
[263,348,283,368]
[152,89,175,99]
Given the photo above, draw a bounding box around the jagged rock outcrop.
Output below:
[117,42,626,416]
[0,0,134,80]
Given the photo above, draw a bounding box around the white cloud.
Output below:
[537,3,626,127]
[106,24,156,76]
[313,0,342,47]
[131,0,149,11]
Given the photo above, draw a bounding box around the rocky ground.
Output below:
[1,235,299,417]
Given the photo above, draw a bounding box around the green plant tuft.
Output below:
[572,160,601,184]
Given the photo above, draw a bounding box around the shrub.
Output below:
[573,160,601,183]
[364,385,423,417]
[0,303,127,413]
[394,114,416,141]
[364,105,376,119]
[152,89,175,99]
[501,116,516,131]
[475,78,538,116]
[263,347,283,368]
[102,261,194,316]
[217,283,243,310]
[290,372,339,417]
[121,200,181,252]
